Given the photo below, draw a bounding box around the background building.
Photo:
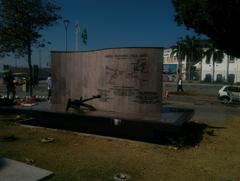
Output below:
[201,54,240,83]
[164,48,240,83]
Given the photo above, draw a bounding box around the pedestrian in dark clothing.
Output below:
[5,71,16,101]
[177,78,184,92]
[47,73,52,101]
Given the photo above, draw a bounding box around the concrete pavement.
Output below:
[0,80,47,98]
[0,157,53,181]
[163,81,224,96]
[163,93,240,123]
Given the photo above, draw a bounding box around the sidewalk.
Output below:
[163,92,219,108]
[0,82,47,98]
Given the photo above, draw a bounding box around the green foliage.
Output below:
[0,0,61,56]
[204,42,224,64]
[204,41,224,83]
[172,0,240,58]
[81,28,88,45]
[171,35,205,79]
[0,0,61,96]
[171,36,205,63]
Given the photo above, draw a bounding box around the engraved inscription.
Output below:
[97,89,112,102]
[134,91,160,104]
[102,53,159,105]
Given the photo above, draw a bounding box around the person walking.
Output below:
[177,78,184,92]
[47,73,52,101]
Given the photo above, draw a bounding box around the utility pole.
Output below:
[189,39,193,80]
[38,43,45,69]
[39,48,42,69]
[63,19,70,52]
[15,57,17,68]
[75,20,80,51]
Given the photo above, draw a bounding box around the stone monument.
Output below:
[51,47,163,121]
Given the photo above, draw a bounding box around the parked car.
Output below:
[218,85,240,104]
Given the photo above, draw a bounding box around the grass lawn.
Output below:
[0,114,240,181]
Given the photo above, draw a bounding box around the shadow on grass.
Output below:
[153,122,207,147]
[154,122,226,148]
[16,114,217,148]
[0,109,223,148]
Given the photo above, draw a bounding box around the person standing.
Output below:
[5,71,16,101]
[177,78,184,92]
[47,73,52,101]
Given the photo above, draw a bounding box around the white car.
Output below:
[218,85,240,104]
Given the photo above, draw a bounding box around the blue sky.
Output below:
[1,0,197,68]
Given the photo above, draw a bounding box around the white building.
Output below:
[201,54,240,83]
[164,48,240,83]
[163,48,187,80]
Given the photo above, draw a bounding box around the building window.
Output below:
[216,59,223,64]
[216,74,223,83]
[204,74,212,82]
[228,74,235,83]
[206,58,210,64]
[229,56,235,63]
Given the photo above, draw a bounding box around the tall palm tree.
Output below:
[204,42,224,82]
[171,36,204,80]
[170,39,186,77]
[183,36,205,80]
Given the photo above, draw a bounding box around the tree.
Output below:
[171,36,204,80]
[170,39,186,76]
[81,27,88,45]
[172,0,240,58]
[0,0,61,96]
[204,42,224,82]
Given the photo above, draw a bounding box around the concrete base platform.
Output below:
[0,102,195,145]
[0,102,194,127]
[0,157,53,181]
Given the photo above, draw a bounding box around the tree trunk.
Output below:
[212,60,215,83]
[226,56,229,83]
[177,45,182,78]
[188,59,191,80]
[27,42,33,96]
[177,57,181,79]
[186,59,191,80]
[200,60,203,81]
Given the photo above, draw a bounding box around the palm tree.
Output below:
[204,42,224,82]
[171,36,204,80]
[183,36,205,80]
[170,39,186,78]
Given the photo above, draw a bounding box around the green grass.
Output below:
[0,114,17,121]
[0,115,240,181]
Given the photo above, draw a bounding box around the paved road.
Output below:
[1,80,239,123]
[163,82,240,122]
[163,81,224,96]
[164,95,240,123]
[0,80,226,97]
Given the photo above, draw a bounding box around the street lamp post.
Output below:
[38,43,45,69]
[75,20,80,51]
[63,19,70,52]
[39,48,42,68]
